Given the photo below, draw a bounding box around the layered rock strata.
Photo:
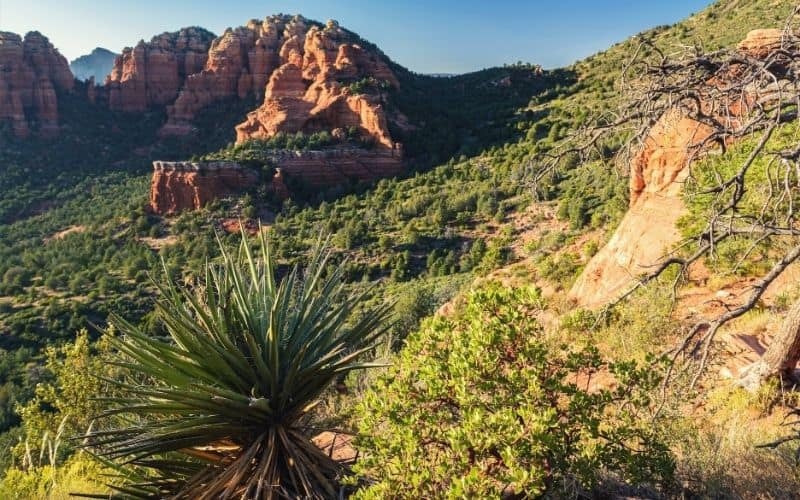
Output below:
[150,146,403,214]
[266,147,403,186]
[104,15,399,148]
[105,27,215,113]
[0,31,74,137]
[234,19,398,149]
[149,161,258,215]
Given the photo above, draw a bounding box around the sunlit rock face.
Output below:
[570,29,787,307]
[0,31,74,138]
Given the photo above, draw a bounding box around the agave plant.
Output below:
[84,230,391,499]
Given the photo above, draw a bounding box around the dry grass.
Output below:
[670,385,800,499]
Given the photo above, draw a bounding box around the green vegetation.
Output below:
[678,122,800,276]
[84,232,391,497]
[354,283,673,498]
[342,76,392,95]
[391,64,572,167]
[0,330,114,497]
[203,129,367,164]
[3,0,800,496]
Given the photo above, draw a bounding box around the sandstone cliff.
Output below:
[234,19,398,148]
[570,29,787,307]
[149,148,404,214]
[569,112,714,307]
[149,161,258,215]
[105,27,216,113]
[104,16,399,144]
[0,31,74,137]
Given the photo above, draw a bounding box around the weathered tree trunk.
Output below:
[738,299,800,392]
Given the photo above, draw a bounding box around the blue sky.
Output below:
[0,0,712,73]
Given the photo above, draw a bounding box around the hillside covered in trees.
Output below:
[3,1,800,498]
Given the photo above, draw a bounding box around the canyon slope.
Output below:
[570,28,791,308]
[0,31,74,137]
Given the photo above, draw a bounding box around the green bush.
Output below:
[536,252,581,287]
[0,454,109,499]
[353,283,674,498]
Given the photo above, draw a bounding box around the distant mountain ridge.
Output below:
[69,47,118,81]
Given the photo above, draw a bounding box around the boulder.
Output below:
[737,28,796,58]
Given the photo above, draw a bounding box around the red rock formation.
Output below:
[737,28,791,58]
[269,147,403,187]
[235,20,399,148]
[150,161,258,215]
[102,15,399,144]
[162,15,307,135]
[150,147,403,215]
[271,168,291,200]
[0,31,74,137]
[569,111,715,307]
[570,29,788,307]
[105,27,214,113]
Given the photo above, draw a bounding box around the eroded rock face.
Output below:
[103,16,399,146]
[149,161,258,215]
[737,28,793,58]
[569,111,714,307]
[235,19,399,149]
[265,147,403,187]
[163,15,309,135]
[570,30,782,307]
[105,27,215,113]
[0,31,74,137]
[150,148,403,215]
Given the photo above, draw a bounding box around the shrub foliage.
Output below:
[353,284,674,498]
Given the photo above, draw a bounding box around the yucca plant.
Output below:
[84,230,391,499]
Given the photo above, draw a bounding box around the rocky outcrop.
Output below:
[161,16,293,134]
[570,29,788,307]
[102,16,399,146]
[569,112,714,307]
[0,31,74,137]
[149,161,258,215]
[162,15,398,144]
[235,19,399,149]
[266,147,403,186]
[105,27,215,113]
[150,147,403,214]
[737,28,788,58]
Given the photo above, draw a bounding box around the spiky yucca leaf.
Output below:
[84,229,391,499]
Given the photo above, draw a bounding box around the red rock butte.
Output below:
[149,146,405,215]
[150,161,259,216]
[138,15,406,215]
[103,15,400,149]
[0,31,74,138]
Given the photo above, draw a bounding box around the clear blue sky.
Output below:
[0,0,713,73]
